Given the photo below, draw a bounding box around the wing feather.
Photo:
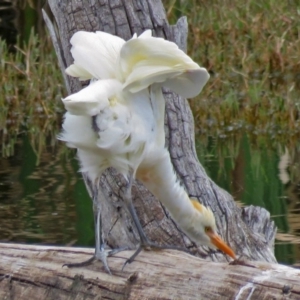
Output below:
[62,79,122,116]
[66,31,125,80]
[120,36,209,98]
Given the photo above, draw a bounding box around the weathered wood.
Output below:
[0,243,299,300]
[43,0,276,264]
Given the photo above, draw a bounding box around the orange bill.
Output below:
[207,231,236,259]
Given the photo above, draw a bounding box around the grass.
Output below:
[1,0,300,157]
[164,0,300,147]
[0,30,65,158]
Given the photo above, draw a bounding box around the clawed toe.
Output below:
[63,246,128,274]
[63,256,96,269]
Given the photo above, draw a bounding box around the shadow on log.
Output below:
[0,243,299,300]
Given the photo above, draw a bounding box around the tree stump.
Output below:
[42,0,276,264]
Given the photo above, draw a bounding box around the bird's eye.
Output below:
[205,227,210,233]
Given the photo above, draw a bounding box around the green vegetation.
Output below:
[0,30,65,158]
[165,0,300,146]
[1,1,300,157]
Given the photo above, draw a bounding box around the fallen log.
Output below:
[0,243,299,300]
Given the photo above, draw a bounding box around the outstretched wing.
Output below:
[66,31,125,80]
[120,35,209,98]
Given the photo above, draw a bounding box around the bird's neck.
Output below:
[137,149,195,226]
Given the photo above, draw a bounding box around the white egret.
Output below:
[60,30,235,273]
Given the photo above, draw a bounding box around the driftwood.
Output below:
[1,243,300,300]
[43,0,277,264]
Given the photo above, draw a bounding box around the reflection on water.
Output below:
[197,134,300,265]
[0,133,299,266]
[0,134,93,247]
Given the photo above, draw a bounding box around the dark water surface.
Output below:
[197,134,300,265]
[0,133,299,266]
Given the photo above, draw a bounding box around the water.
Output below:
[197,134,300,265]
[0,135,93,247]
[0,132,299,266]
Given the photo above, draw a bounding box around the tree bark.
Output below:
[43,0,276,263]
[1,243,299,300]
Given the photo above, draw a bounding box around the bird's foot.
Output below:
[63,246,127,274]
[122,240,190,271]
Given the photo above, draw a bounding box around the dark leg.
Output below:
[122,171,189,270]
[63,178,126,274]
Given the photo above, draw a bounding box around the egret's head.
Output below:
[189,199,236,259]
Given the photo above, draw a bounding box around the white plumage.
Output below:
[60,30,235,273]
